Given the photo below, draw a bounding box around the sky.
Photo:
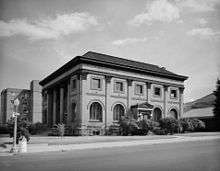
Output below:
[0,0,219,103]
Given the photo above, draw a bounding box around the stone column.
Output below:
[163,85,168,118]
[52,88,57,125]
[66,79,71,126]
[47,90,52,126]
[146,82,152,103]
[60,86,64,123]
[127,79,132,111]
[179,87,184,118]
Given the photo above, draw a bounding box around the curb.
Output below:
[1,135,220,156]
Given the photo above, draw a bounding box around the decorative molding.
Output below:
[110,95,127,99]
[105,75,112,83]
[168,101,180,104]
[150,99,164,103]
[127,79,133,86]
[111,101,127,111]
[179,87,185,94]
[86,93,105,97]
[131,97,147,101]
[79,69,184,88]
[163,85,168,91]
[81,72,88,80]
[146,82,152,89]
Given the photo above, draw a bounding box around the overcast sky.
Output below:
[0,0,219,102]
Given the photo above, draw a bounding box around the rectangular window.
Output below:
[114,81,124,92]
[72,79,76,90]
[170,89,177,99]
[154,87,161,96]
[91,78,101,90]
[135,84,143,95]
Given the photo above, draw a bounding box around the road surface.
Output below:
[1,139,220,171]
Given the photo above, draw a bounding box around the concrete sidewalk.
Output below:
[1,133,220,156]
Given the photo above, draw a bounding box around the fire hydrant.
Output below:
[19,136,27,153]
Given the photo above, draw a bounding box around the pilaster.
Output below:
[146,82,152,103]
[127,79,133,111]
[179,87,184,118]
[105,75,112,131]
[163,85,168,117]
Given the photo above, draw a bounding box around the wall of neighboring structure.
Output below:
[0,81,43,124]
[30,80,42,123]
[0,88,31,124]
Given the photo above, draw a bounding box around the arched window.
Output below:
[169,109,178,119]
[113,104,125,121]
[153,108,162,121]
[90,102,102,121]
[71,103,76,122]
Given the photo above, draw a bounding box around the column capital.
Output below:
[146,82,152,89]
[80,71,88,80]
[163,85,169,91]
[179,87,185,93]
[127,79,133,86]
[105,75,112,83]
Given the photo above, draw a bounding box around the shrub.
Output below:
[0,125,9,134]
[29,122,48,135]
[179,118,206,132]
[106,124,120,135]
[57,123,65,137]
[190,118,206,131]
[144,119,160,131]
[159,117,179,134]
[118,117,161,136]
[7,116,31,144]
[119,117,142,135]
[137,119,149,135]
[152,128,167,135]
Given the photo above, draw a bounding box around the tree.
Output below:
[7,115,31,144]
[213,79,220,130]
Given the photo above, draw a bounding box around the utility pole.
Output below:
[10,98,20,153]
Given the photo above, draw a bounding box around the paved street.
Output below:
[1,139,220,171]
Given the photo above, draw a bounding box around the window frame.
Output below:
[170,88,178,99]
[71,79,77,91]
[153,86,161,97]
[113,104,125,121]
[90,77,102,91]
[114,80,125,93]
[135,84,144,95]
[89,102,103,122]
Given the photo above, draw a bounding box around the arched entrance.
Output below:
[113,104,125,121]
[153,108,162,121]
[89,102,103,121]
[169,109,178,119]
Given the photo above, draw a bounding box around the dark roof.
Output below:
[40,51,188,86]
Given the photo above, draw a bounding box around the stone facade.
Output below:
[40,51,188,135]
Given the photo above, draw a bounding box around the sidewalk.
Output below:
[1,132,220,156]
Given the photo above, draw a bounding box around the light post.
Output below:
[10,98,20,153]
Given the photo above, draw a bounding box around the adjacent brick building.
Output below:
[40,51,188,135]
[0,80,42,124]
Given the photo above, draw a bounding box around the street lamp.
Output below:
[10,98,20,153]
